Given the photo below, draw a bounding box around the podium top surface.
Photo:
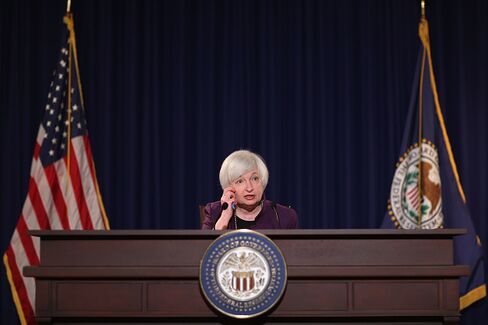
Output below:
[29,228,467,240]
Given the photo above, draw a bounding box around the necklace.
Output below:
[233,201,263,229]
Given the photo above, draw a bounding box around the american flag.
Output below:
[3,14,109,325]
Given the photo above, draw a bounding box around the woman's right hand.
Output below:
[220,186,236,209]
[215,187,236,230]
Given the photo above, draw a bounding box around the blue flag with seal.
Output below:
[381,16,485,310]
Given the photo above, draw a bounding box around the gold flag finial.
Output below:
[67,0,72,13]
[421,0,425,18]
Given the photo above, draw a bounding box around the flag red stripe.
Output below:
[411,197,419,206]
[16,216,40,266]
[28,177,52,230]
[83,136,99,198]
[5,246,35,324]
[67,143,94,229]
[83,136,107,230]
[33,142,41,160]
[408,191,418,199]
[44,164,70,229]
[408,187,418,196]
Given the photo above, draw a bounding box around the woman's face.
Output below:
[231,168,264,209]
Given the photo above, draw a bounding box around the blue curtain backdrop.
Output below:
[1,0,487,323]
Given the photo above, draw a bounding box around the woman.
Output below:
[201,150,298,230]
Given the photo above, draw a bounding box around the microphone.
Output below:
[222,202,236,210]
[271,201,281,228]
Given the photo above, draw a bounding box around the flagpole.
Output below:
[66,13,73,224]
[418,0,468,205]
[64,2,75,224]
[63,9,111,229]
[417,0,426,229]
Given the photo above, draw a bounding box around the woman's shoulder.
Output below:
[204,201,224,219]
[205,200,222,211]
[201,201,223,229]
[264,200,298,228]
[266,200,296,213]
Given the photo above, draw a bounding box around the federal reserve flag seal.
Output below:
[388,141,443,229]
[199,230,287,318]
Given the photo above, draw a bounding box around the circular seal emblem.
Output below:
[199,229,287,318]
[389,141,443,229]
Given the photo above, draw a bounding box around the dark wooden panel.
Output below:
[42,239,211,267]
[54,282,143,314]
[147,281,213,315]
[275,239,453,266]
[286,266,467,278]
[443,280,460,311]
[40,238,453,267]
[35,280,50,316]
[276,281,348,314]
[353,281,439,311]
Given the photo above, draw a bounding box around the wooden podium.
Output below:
[25,229,468,324]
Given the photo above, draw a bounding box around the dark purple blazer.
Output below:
[201,199,298,230]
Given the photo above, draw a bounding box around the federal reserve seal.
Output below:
[199,230,287,318]
[389,140,443,229]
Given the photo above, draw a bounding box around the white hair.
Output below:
[219,150,269,190]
